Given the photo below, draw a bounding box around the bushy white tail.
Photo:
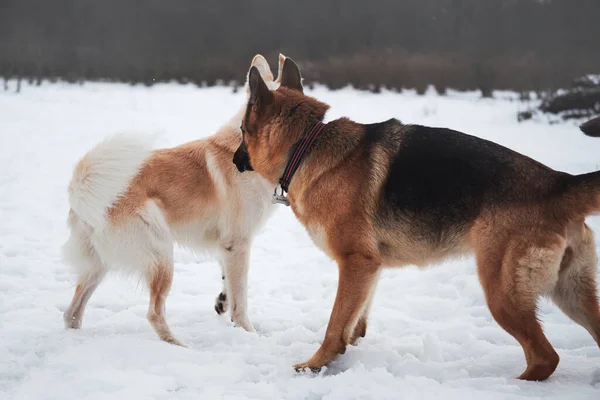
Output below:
[67,134,154,231]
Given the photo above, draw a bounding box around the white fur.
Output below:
[67,134,154,231]
[62,54,284,342]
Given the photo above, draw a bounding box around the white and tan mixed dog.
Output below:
[62,54,285,345]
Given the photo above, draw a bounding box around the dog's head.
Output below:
[233,54,286,173]
[233,57,329,182]
[580,116,600,137]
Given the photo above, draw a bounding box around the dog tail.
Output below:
[561,117,600,215]
[563,170,600,216]
[67,133,154,231]
[580,116,600,137]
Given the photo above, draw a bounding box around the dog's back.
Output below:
[372,122,569,248]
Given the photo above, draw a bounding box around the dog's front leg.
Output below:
[214,260,229,315]
[349,276,379,345]
[294,251,381,372]
[217,240,255,332]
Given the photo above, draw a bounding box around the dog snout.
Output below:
[234,157,248,172]
[233,144,253,172]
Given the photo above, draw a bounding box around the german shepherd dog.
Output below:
[233,59,600,381]
[62,54,286,345]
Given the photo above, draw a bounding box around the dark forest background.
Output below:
[1,0,598,94]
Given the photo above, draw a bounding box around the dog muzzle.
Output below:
[233,143,254,172]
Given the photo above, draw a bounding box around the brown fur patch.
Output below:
[108,130,247,225]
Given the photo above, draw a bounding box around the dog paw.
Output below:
[63,311,81,329]
[293,362,322,374]
[231,314,256,333]
[161,334,186,347]
[214,292,228,315]
[349,318,367,345]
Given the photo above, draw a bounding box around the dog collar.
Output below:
[272,120,327,206]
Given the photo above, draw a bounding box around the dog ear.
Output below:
[275,53,286,83]
[251,54,274,82]
[249,66,274,106]
[280,57,303,93]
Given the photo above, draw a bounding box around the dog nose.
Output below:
[234,160,247,173]
[233,143,253,173]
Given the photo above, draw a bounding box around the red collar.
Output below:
[272,120,326,206]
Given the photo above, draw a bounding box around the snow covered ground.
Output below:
[1,81,599,399]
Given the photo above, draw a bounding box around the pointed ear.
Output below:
[280,57,303,93]
[275,53,286,83]
[248,66,274,106]
[251,54,274,81]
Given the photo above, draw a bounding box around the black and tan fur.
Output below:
[234,59,600,381]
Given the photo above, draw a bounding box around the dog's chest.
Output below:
[170,175,274,250]
[306,223,333,258]
[290,196,334,258]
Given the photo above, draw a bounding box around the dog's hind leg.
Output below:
[551,225,600,346]
[63,212,107,329]
[130,201,183,346]
[476,233,565,381]
[217,239,254,332]
[147,259,184,346]
[64,264,107,329]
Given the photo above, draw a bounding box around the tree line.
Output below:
[1,0,598,94]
